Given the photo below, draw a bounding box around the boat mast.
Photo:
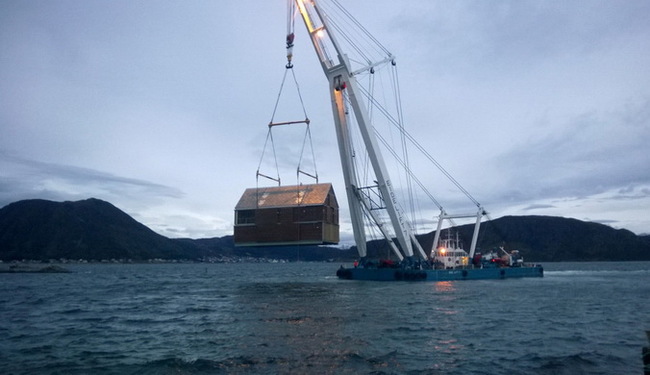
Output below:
[294,0,416,261]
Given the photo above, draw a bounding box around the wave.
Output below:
[520,351,627,375]
[545,269,650,277]
[2,262,647,375]
[126,354,373,375]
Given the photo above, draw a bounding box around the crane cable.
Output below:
[256,0,318,187]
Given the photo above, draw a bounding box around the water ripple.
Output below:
[1,262,648,374]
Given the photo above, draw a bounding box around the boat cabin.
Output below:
[234,183,339,246]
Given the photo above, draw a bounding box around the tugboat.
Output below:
[432,230,469,269]
[279,1,542,281]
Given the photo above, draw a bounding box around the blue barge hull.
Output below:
[336,265,544,281]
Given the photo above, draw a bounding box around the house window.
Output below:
[236,210,255,225]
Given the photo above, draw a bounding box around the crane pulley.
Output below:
[286,0,296,68]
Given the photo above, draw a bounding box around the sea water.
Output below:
[1,261,649,374]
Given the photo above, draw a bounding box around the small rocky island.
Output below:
[0,264,71,273]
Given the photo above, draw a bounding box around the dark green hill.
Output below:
[0,198,352,262]
[358,216,649,262]
[0,198,196,261]
[1,198,648,262]
[435,215,649,262]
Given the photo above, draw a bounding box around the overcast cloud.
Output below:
[1,0,649,241]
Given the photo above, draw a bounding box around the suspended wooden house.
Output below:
[234,183,339,247]
[233,32,340,247]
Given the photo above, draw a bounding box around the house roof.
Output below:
[235,183,338,210]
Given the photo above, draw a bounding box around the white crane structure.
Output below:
[292,0,485,265]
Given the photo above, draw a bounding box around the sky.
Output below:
[2,0,649,243]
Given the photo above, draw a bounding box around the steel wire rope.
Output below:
[362,71,374,187]
[262,58,317,186]
[361,207,383,258]
[340,86,384,253]
[350,69,389,195]
[297,123,319,185]
[269,68,290,123]
[341,85,368,191]
[286,2,320,185]
[321,0,468,237]
[373,129,443,211]
[342,73,411,246]
[256,128,281,187]
[356,83,482,208]
[255,70,288,187]
[258,68,293,187]
[344,74,443,232]
[345,67,468,237]
[390,64,418,232]
[316,1,475,253]
[343,79,385,246]
[330,20,388,73]
[350,86,452,254]
[369,65,411,233]
[312,1,475,251]
[320,6,372,67]
[256,1,298,188]
[339,2,426,237]
[328,0,392,56]
[321,0,400,194]
[287,68,320,185]
[288,66,309,120]
[320,0,392,74]
[374,64,413,231]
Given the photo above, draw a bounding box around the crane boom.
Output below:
[294,0,417,261]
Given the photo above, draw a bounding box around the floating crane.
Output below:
[289,0,543,280]
[233,0,543,280]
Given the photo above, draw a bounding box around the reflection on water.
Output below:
[434,338,464,354]
[235,282,365,372]
[433,280,456,293]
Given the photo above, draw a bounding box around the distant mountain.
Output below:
[0,198,354,262]
[351,216,650,262]
[640,234,650,246]
[1,198,649,262]
[433,215,650,262]
[0,198,197,261]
